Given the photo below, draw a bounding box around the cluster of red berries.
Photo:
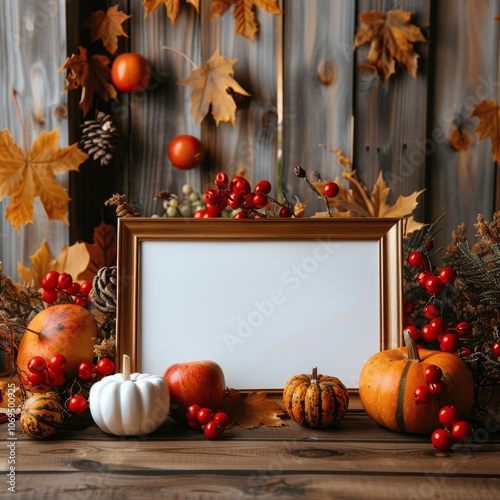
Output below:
[41,270,92,308]
[195,172,293,219]
[407,251,456,296]
[185,404,230,440]
[413,364,473,451]
[26,354,115,414]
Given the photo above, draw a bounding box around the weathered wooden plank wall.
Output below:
[1,0,500,279]
[0,0,69,281]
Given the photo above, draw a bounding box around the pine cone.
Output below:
[90,266,117,314]
[79,112,119,166]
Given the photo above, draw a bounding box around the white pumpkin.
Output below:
[89,355,170,436]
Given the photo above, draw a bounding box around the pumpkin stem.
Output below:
[123,354,131,381]
[311,367,318,382]
[403,329,421,362]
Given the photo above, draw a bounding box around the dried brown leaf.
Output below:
[471,99,500,163]
[178,48,250,125]
[220,388,286,429]
[79,221,117,281]
[354,9,427,84]
[143,0,199,25]
[83,4,131,55]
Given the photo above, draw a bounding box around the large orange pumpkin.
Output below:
[359,330,474,434]
[283,367,349,428]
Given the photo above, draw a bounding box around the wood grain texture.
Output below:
[6,412,500,499]
[0,0,69,280]
[427,0,500,256]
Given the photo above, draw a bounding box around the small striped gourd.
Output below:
[283,367,349,428]
[21,393,69,439]
[359,330,474,434]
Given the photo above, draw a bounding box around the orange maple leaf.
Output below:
[471,99,500,163]
[59,46,117,117]
[177,48,250,126]
[0,128,88,229]
[220,389,286,429]
[79,221,117,281]
[354,9,427,85]
[83,4,131,55]
[209,0,282,40]
[143,0,200,25]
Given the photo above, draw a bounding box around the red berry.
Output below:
[42,289,58,304]
[233,211,247,219]
[215,172,229,189]
[28,371,47,386]
[428,380,447,397]
[424,365,443,384]
[57,272,73,290]
[48,369,67,387]
[431,428,454,451]
[417,271,430,287]
[80,280,92,296]
[230,176,251,195]
[438,405,459,428]
[213,411,230,428]
[279,207,293,218]
[440,333,460,353]
[67,395,88,414]
[491,341,500,357]
[403,300,415,316]
[404,326,420,341]
[456,346,472,358]
[44,270,60,289]
[254,179,272,195]
[323,181,339,198]
[413,385,432,404]
[193,209,207,218]
[429,317,447,334]
[253,192,268,209]
[227,190,245,209]
[438,267,457,284]
[78,361,96,380]
[455,321,472,338]
[96,358,115,376]
[186,404,201,422]
[408,251,426,268]
[451,420,473,441]
[187,420,202,430]
[197,408,214,425]
[244,192,256,208]
[49,354,67,374]
[203,188,221,205]
[204,421,223,440]
[74,297,90,308]
[66,282,81,295]
[425,275,445,296]
[28,356,47,375]
[420,323,439,343]
[423,304,439,319]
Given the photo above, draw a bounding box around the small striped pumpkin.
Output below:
[21,393,69,439]
[283,368,349,428]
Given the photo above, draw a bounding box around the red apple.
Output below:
[16,304,97,389]
[163,360,226,423]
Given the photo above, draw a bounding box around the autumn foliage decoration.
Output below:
[354,9,427,85]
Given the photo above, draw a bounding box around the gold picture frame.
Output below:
[116,217,403,393]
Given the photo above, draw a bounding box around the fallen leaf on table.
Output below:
[220,388,286,429]
[143,0,200,25]
[83,4,131,55]
[60,46,117,117]
[0,128,88,229]
[177,48,250,126]
[209,0,282,40]
[471,99,500,163]
[17,240,90,290]
[354,9,427,85]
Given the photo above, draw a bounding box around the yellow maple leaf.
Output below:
[209,0,282,40]
[471,99,500,163]
[177,48,250,126]
[143,0,199,25]
[59,46,117,117]
[17,240,90,290]
[0,128,88,229]
[83,4,131,55]
[354,9,426,85]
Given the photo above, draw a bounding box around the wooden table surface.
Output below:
[3,397,500,500]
